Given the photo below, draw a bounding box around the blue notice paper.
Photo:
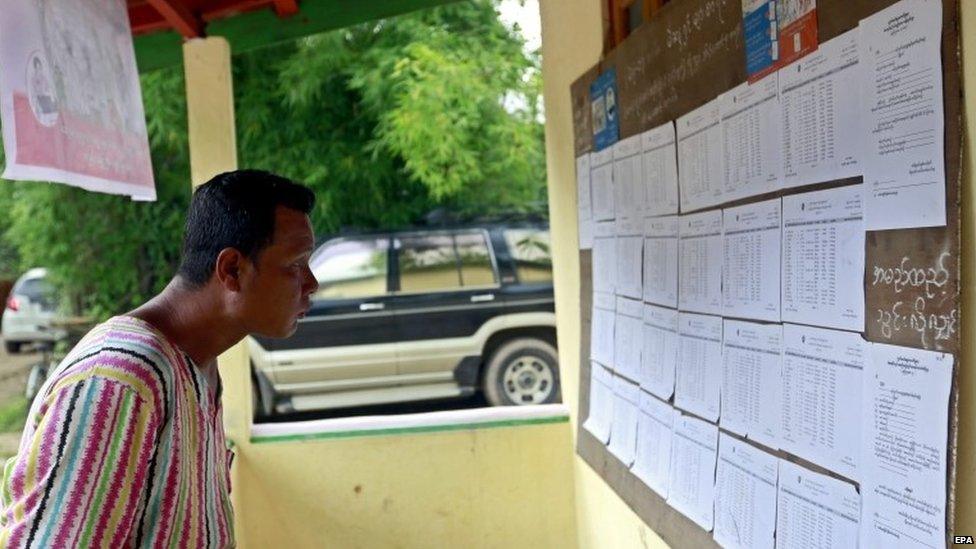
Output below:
[590,69,619,151]
[743,0,778,79]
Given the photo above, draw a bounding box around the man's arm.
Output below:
[0,376,160,548]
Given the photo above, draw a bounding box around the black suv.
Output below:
[248,222,559,415]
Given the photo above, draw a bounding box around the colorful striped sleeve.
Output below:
[0,376,160,549]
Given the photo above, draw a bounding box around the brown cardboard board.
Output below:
[570,0,962,546]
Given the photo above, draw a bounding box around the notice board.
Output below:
[571,0,962,547]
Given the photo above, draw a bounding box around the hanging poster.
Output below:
[590,68,620,151]
[0,0,155,200]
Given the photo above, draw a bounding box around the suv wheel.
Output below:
[483,338,560,406]
[4,341,20,355]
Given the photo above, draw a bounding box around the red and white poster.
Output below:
[0,0,156,200]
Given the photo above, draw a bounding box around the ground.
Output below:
[0,338,35,460]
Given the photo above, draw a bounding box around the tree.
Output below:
[0,0,545,320]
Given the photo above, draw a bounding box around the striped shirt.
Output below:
[0,316,235,548]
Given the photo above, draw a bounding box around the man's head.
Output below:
[178,170,319,338]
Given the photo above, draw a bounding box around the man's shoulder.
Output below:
[47,317,179,411]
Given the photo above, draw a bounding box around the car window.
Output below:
[310,238,388,300]
[504,228,553,283]
[398,234,461,293]
[16,277,54,303]
[455,232,497,287]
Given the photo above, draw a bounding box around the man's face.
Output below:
[239,206,318,338]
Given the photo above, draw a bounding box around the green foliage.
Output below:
[0,396,28,433]
[0,0,546,320]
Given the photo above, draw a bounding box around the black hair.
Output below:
[177,170,315,288]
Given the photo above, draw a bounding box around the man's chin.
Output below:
[254,320,299,339]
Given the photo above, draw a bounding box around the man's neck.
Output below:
[128,278,245,371]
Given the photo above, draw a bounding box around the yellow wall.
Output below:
[539,0,976,547]
[539,1,670,547]
[235,423,577,548]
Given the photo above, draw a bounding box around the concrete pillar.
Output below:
[182,36,250,546]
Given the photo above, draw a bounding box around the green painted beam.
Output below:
[134,0,463,72]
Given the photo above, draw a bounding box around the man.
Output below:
[0,170,319,548]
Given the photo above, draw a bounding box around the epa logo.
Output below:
[955,535,975,544]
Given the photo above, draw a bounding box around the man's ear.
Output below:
[214,247,246,292]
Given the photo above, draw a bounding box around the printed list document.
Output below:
[861,342,952,549]
[607,374,640,466]
[677,97,724,212]
[641,303,679,400]
[643,215,679,308]
[860,0,945,231]
[782,184,865,332]
[592,221,616,294]
[591,147,615,221]
[779,30,862,189]
[776,459,860,549]
[632,390,673,498]
[577,153,594,249]
[613,134,645,221]
[674,312,723,422]
[720,72,782,202]
[590,291,616,368]
[615,216,644,300]
[614,296,643,383]
[721,320,782,448]
[722,198,782,322]
[583,361,614,444]
[642,122,680,216]
[713,434,778,549]
[780,324,864,480]
[678,210,723,315]
[667,411,719,531]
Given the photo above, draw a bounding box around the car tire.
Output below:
[483,337,560,406]
[4,341,20,355]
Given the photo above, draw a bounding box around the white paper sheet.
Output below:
[614,296,643,382]
[632,390,673,498]
[643,215,679,308]
[860,0,945,231]
[615,217,644,299]
[592,221,617,294]
[713,434,778,549]
[677,97,725,212]
[674,312,723,422]
[0,0,156,200]
[667,411,719,531]
[641,303,679,399]
[678,210,724,315]
[583,361,614,443]
[720,72,782,202]
[590,291,616,368]
[780,324,865,480]
[642,122,680,216]
[577,153,594,249]
[720,320,782,448]
[779,30,862,189]
[613,134,645,221]
[607,374,641,466]
[860,342,952,549]
[776,459,861,549]
[782,184,865,331]
[591,147,615,221]
[722,198,782,321]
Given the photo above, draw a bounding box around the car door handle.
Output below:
[359,302,385,312]
[470,294,495,303]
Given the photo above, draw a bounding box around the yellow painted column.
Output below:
[182,36,250,547]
